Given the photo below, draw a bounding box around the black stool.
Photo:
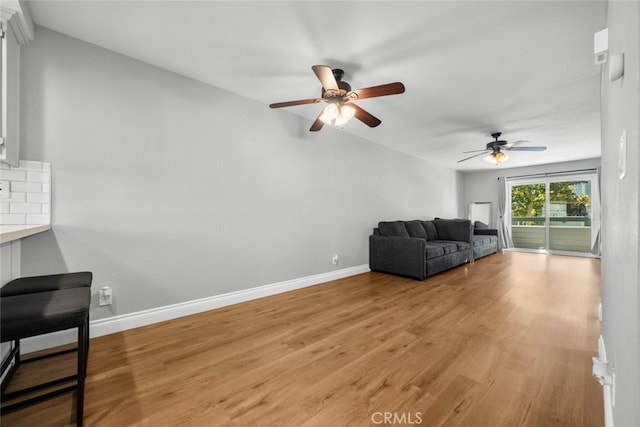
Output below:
[1,272,92,426]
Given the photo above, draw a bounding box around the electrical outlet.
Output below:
[332,254,339,265]
[0,180,9,199]
[598,302,603,322]
[99,286,113,306]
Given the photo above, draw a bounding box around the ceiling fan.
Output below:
[457,132,547,165]
[269,65,405,132]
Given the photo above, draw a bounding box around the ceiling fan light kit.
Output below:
[458,132,547,166]
[484,151,509,165]
[319,103,355,126]
[269,65,405,132]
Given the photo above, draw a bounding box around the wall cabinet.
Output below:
[1,2,34,167]
[0,19,21,166]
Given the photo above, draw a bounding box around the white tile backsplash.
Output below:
[11,181,43,193]
[27,214,50,225]
[0,160,51,225]
[11,203,42,214]
[0,213,26,224]
[27,193,51,204]
[2,192,26,204]
[0,170,27,181]
[15,160,44,171]
[27,171,50,183]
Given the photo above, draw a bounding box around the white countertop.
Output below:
[0,224,51,244]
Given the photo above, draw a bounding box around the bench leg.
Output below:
[0,340,21,395]
[76,319,88,427]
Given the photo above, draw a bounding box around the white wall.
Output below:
[600,1,640,425]
[18,26,462,321]
[462,158,601,227]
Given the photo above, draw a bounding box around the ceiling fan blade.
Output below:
[353,82,405,100]
[457,151,489,163]
[352,104,382,127]
[312,65,339,91]
[507,140,529,146]
[463,149,491,154]
[505,146,547,151]
[269,98,322,109]
[309,111,324,132]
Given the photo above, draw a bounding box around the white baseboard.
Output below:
[21,264,370,354]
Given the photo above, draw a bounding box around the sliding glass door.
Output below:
[548,180,592,252]
[510,182,546,249]
[508,172,596,255]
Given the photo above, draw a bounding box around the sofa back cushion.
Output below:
[378,221,410,238]
[434,219,472,243]
[420,221,439,240]
[405,220,428,239]
[474,220,489,229]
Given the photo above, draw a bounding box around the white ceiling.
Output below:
[24,0,606,172]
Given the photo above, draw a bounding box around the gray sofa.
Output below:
[472,221,499,259]
[369,219,473,280]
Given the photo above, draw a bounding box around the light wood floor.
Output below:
[1,252,603,426]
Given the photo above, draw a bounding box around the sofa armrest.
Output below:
[474,229,498,236]
[369,235,426,280]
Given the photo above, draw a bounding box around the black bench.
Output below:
[1,272,92,426]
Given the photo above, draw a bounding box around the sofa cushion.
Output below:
[424,244,445,259]
[454,241,471,251]
[378,221,410,238]
[405,221,428,239]
[473,235,490,246]
[474,221,489,229]
[434,219,472,243]
[420,221,438,240]
[473,235,498,246]
[430,240,459,255]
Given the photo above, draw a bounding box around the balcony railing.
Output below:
[512,216,591,253]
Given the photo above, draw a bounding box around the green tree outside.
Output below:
[511,181,591,223]
[511,183,546,218]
